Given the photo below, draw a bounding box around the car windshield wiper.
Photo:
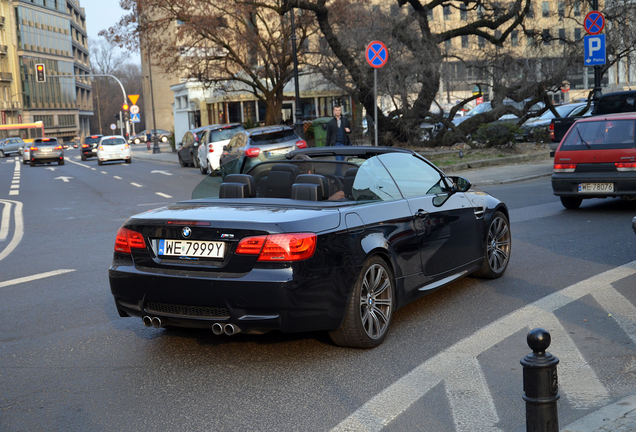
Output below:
[575,127,591,148]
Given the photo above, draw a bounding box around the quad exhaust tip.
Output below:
[211,323,241,336]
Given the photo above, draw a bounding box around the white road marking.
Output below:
[130,183,143,188]
[591,285,636,345]
[0,201,10,241]
[0,269,76,289]
[0,199,23,262]
[10,184,18,189]
[331,261,636,432]
[155,192,172,198]
[46,167,56,171]
[11,179,19,184]
[113,176,122,180]
[54,176,73,183]
[101,171,108,174]
[9,190,18,196]
[151,170,172,176]
[66,158,92,169]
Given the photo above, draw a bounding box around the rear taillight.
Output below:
[236,233,317,261]
[114,227,147,254]
[549,123,554,141]
[124,144,129,149]
[553,163,577,173]
[99,146,104,151]
[82,144,89,148]
[245,147,261,158]
[55,145,63,150]
[208,144,214,153]
[616,162,636,171]
[296,140,308,149]
[30,146,38,151]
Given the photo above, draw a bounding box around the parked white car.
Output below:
[96,136,132,165]
[196,123,245,175]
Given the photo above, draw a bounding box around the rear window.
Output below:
[85,136,102,144]
[561,119,636,150]
[594,95,636,115]
[209,125,245,143]
[250,129,298,145]
[102,138,127,145]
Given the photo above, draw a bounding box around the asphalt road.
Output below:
[1,154,635,432]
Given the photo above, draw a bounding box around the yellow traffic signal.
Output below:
[123,103,129,110]
[36,64,46,82]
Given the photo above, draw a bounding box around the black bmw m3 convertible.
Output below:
[109,146,511,348]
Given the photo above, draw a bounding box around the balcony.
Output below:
[0,45,8,55]
[0,72,12,82]
[0,16,5,26]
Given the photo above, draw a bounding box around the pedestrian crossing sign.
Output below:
[131,113,141,123]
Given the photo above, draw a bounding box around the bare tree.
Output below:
[103,0,317,125]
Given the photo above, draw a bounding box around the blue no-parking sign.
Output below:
[366,41,388,69]
[584,35,606,66]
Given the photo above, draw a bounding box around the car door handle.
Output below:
[415,209,429,219]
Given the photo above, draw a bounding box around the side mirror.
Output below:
[222,145,229,151]
[449,176,472,193]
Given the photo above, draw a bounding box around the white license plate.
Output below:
[42,148,51,152]
[268,147,293,156]
[158,239,225,258]
[578,183,614,193]
[92,149,97,153]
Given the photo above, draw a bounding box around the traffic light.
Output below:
[122,103,129,111]
[35,64,46,82]
[114,113,121,120]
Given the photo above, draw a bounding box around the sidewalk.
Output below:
[561,395,636,432]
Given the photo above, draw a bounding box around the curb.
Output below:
[439,152,551,173]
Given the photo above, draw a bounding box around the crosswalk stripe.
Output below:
[330,261,636,432]
[591,285,636,345]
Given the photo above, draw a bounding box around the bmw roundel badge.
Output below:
[182,227,192,238]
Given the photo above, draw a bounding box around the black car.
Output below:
[176,125,211,168]
[109,146,510,348]
[29,137,64,166]
[129,129,172,145]
[81,135,103,161]
[219,125,307,178]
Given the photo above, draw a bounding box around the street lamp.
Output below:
[147,47,161,154]
[289,8,305,139]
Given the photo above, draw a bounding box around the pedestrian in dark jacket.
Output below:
[325,105,352,147]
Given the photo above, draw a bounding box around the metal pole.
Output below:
[147,47,160,154]
[119,111,123,137]
[290,9,304,139]
[592,0,602,101]
[374,68,378,147]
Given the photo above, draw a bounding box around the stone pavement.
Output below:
[131,142,635,431]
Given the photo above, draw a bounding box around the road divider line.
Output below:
[113,176,122,179]
[66,158,92,169]
[591,285,636,345]
[131,183,143,188]
[0,199,23,262]
[331,261,636,432]
[0,201,10,241]
[0,269,76,289]
[155,192,172,198]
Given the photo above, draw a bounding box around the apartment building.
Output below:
[0,0,93,140]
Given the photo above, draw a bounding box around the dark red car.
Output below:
[552,113,636,209]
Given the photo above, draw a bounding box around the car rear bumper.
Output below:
[109,262,352,334]
[31,153,63,163]
[81,148,97,157]
[552,171,636,198]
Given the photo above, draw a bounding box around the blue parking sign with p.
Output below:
[584,35,606,66]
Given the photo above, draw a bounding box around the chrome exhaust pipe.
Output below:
[142,316,153,327]
[212,323,224,335]
[224,324,240,336]
[151,317,162,328]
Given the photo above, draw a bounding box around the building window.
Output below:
[542,1,550,17]
[558,1,565,18]
[477,5,485,18]
[511,30,518,46]
[573,1,581,16]
[33,115,54,127]
[478,36,485,48]
[527,2,534,18]
[526,30,535,46]
[574,28,582,41]
[444,5,452,20]
[460,4,468,20]
[542,29,551,44]
[461,35,469,48]
[427,8,434,20]
[559,28,566,44]
[58,114,75,126]
[445,39,452,50]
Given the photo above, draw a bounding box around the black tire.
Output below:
[328,256,395,348]
[125,158,131,164]
[23,159,28,165]
[473,211,511,279]
[178,155,187,167]
[59,159,65,165]
[30,161,35,167]
[192,153,199,168]
[81,155,86,161]
[98,159,103,166]
[560,197,582,210]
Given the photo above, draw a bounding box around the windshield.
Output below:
[210,125,245,143]
[466,103,491,116]
[561,119,636,150]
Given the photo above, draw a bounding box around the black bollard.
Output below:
[520,328,560,432]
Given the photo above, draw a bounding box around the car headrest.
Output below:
[343,168,359,199]
[219,182,248,198]
[224,174,256,197]
[294,174,328,200]
[265,165,300,198]
[291,183,320,201]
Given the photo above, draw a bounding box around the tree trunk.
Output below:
[263,87,284,125]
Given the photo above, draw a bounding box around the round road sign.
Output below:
[110,123,116,130]
[366,41,388,69]
[584,11,605,35]
[130,105,140,115]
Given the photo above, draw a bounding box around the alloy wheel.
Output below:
[487,215,511,273]
[358,263,393,340]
